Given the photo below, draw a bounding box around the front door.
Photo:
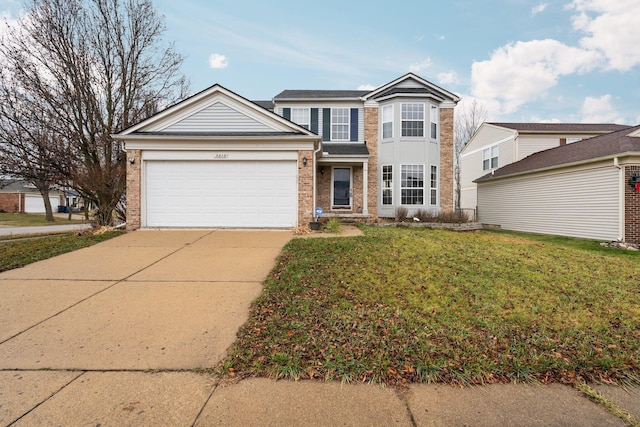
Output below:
[332,167,351,208]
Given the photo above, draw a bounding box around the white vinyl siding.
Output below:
[163,101,273,132]
[477,166,620,241]
[517,136,562,160]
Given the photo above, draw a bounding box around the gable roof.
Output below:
[362,72,460,104]
[273,90,369,101]
[488,122,630,134]
[476,124,640,182]
[114,84,316,137]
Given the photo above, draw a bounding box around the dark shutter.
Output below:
[350,108,358,141]
[311,108,319,134]
[283,108,291,120]
[322,108,331,141]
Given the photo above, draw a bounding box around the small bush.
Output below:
[323,218,343,233]
[413,209,435,222]
[395,206,408,222]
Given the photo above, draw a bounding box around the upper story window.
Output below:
[290,108,310,129]
[483,145,499,170]
[331,108,350,141]
[401,103,424,137]
[430,105,438,139]
[382,105,393,139]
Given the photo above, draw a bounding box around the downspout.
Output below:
[312,140,322,221]
[614,157,624,241]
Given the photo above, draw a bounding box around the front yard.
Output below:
[222,226,640,386]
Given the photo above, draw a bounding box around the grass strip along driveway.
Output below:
[222,227,640,386]
[0,231,124,272]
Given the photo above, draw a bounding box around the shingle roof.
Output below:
[477,125,640,182]
[322,143,369,156]
[252,100,274,111]
[273,90,370,100]
[488,122,630,133]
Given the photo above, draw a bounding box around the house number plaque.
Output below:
[215,154,229,159]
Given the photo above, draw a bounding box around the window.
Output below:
[331,108,350,141]
[382,105,393,139]
[430,105,438,139]
[401,164,424,205]
[430,165,437,205]
[291,108,310,129]
[482,145,499,170]
[401,103,424,137]
[382,165,393,205]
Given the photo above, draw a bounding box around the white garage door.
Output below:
[25,194,60,213]
[145,160,297,228]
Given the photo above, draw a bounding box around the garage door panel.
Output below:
[145,160,297,228]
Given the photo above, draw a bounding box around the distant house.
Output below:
[114,73,460,229]
[475,125,640,244]
[0,180,64,213]
[459,122,630,214]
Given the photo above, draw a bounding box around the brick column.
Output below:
[298,150,314,226]
[364,107,378,220]
[125,149,142,230]
[439,107,454,212]
[625,165,640,244]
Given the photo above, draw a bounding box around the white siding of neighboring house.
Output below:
[460,125,516,211]
[163,101,274,132]
[516,136,561,159]
[477,165,620,241]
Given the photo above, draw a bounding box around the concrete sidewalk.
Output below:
[0,229,638,426]
[0,223,92,236]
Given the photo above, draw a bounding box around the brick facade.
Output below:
[125,149,142,230]
[439,107,454,212]
[0,193,23,213]
[364,107,379,219]
[298,150,315,225]
[625,165,640,244]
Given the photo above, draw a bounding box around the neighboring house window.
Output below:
[331,108,350,141]
[482,145,499,170]
[382,105,393,139]
[430,105,438,139]
[291,108,310,129]
[382,165,393,205]
[401,103,424,137]
[430,165,437,205]
[401,164,424,205]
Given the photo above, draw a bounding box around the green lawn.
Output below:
[0,231,125,272]
[0,212,85,227]
[222,226,640,386]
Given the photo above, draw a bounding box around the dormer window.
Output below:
[401,103,424,137]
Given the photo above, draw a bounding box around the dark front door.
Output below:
[333,167,351,208]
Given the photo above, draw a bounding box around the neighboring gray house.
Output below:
[460,122,630,214]
[476,125,640,244]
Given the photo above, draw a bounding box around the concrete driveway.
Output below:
[0,229,291,371]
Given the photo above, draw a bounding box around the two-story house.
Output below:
[114,73,459,230]
[459,122,630,214]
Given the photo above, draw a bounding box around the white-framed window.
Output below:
[382,165,393,205]
[401,103,424,137]
[331,108,350,141]
[482,145,499,170]
[382,104,393,139]
[291,108,310,129]
[401,164,424,205]
[430,165,438,205]
[430,105,438,139]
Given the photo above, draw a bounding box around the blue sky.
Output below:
[2,0,640,124]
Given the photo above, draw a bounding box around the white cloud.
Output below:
[568,0,640,71]
[437,71,459,85]
[531,3,549,15]
[435,34,445,41]
[580,94,624,123]
[471,39,600,114]
[409,58,432,73]
[357,84,376,91]
[208,53,228,69]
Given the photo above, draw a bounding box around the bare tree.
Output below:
[454,100,487,210]
[0,0,189,226]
